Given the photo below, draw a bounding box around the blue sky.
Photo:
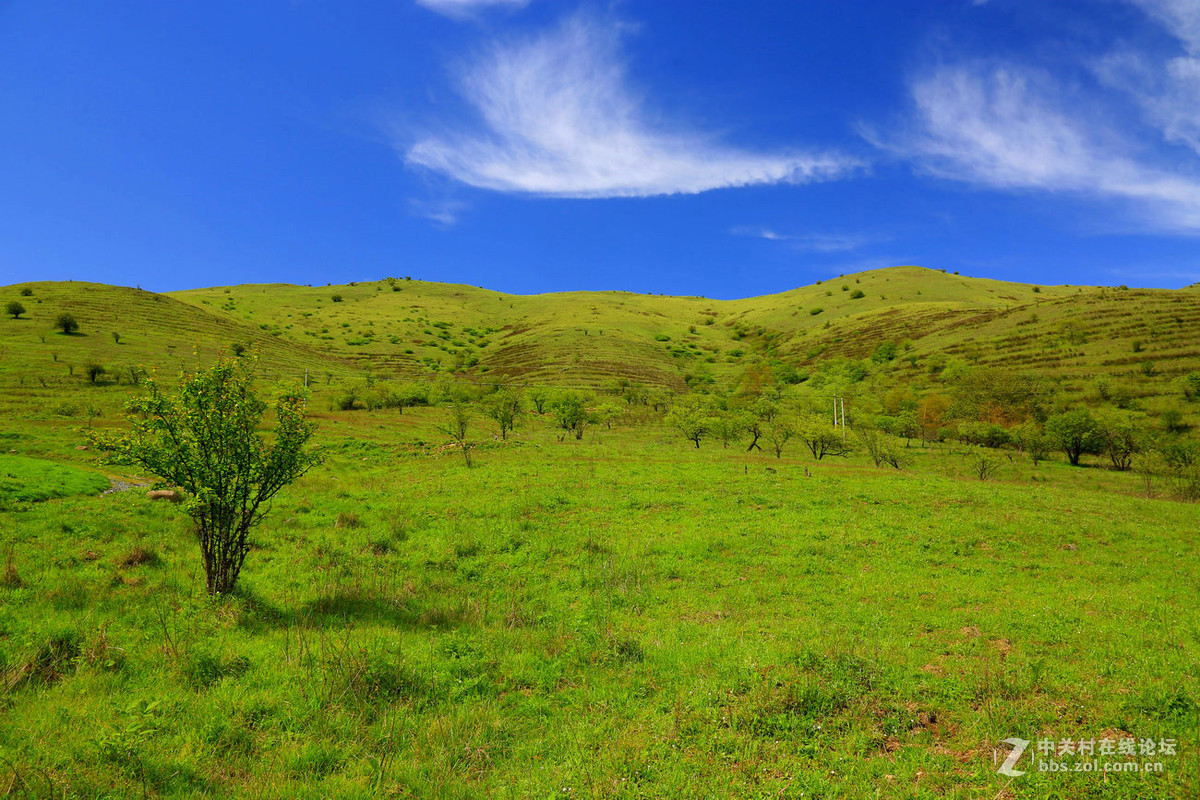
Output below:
[3,0,1200,298]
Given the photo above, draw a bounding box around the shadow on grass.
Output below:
[232,583,477,633]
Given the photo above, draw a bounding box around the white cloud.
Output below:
[409,198,467,227]
[730,226,875,252]
[1094,2,1200,157]
[404,15,859,198]
[415,0,530,20]
[885,63,1200,230]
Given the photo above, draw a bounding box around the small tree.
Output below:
[711,411,746,449]
[88,356,322,595]
[968,446,998,481]
[796,415,851,460]
[1045,408,1101,466]
[765,417,793,458]
[483,389,522,440]
[550,391,589,440]
[5,301,25,319]
[665,395,715,448]
[55,313,79,335]
[440,402,473,465]
[111,332,121,345]
[527,387,550,414]
[1094,409,1142,471]
[1012,421,1049,465]
[85,363,106,384]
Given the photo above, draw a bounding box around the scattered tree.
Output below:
[710,411,746,449]
[527,386,550,414]
[5,301,25,319]
[1045,408,1101,466]
[85,364,106,384]
[1094,409,1142,471]
[550,391,590,440]
[88,356,322,596]
[796,416,851,460]
[54,313,79,335]
[483,389,522,440]
[665,395,715,448]
[968,447,998,481]
[765,417,794,458]
[440,402,473,465]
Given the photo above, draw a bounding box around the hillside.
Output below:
[2,268,1198,403]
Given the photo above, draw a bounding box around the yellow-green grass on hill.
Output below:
[3,268,1199,410]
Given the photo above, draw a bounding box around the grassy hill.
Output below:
[2,267,1198,408]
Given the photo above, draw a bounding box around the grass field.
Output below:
[1,269,1198,797]
[1,406,1197,798]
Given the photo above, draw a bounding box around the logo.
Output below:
[997,737,1030,777]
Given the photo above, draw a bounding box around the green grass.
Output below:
[0,409,1195,798]
[0,268,1197,796]
[0,453,110,509]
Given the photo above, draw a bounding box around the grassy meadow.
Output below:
[1,270,1198,797]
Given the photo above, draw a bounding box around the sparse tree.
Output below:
[88,356,322,596]
[1045,408,1101,466]
[796,415,851,460]
[54,313,79,335]
[665,395,716,448]
[711,410,746,449]
[85,363,106,384]
[440,401,473,465]
[765,417,793,458]
[527,386,550,414]
[5,301,25,319]
[857,425,905,468]
[484,389,522,439]
[1012,421,1050,465]
[550,391,589,440]
[1094,409,1142,471]
[594,400,623,430]
[968,446,998,481]
[111,332,121,345]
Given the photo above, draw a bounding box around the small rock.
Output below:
[147,489,182,503]
[75,445,89,451]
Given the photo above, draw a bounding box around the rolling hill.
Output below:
[2,267,1198,406]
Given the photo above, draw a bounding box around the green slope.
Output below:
[3,267,1198,401]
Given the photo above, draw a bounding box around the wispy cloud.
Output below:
[415,0,531,20]
[409,198,467,227]
[404,14,860,198]
[1095,1,1200,157]
[879,62,1200,231]
[730,226,877,252]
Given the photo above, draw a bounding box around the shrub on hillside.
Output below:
[1045,408,1102,466]
[54,313,78,335]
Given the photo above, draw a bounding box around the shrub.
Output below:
[968,447,999,481]
[88,355,322,595]
[85,364,106,384]
[1162,408,1187,434]
[809,307,824,316]
[850,289,865,299]
[1045,408,1101,466]
[331,294,343,303]
[54,313,79,334]
[19,288,32,297]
